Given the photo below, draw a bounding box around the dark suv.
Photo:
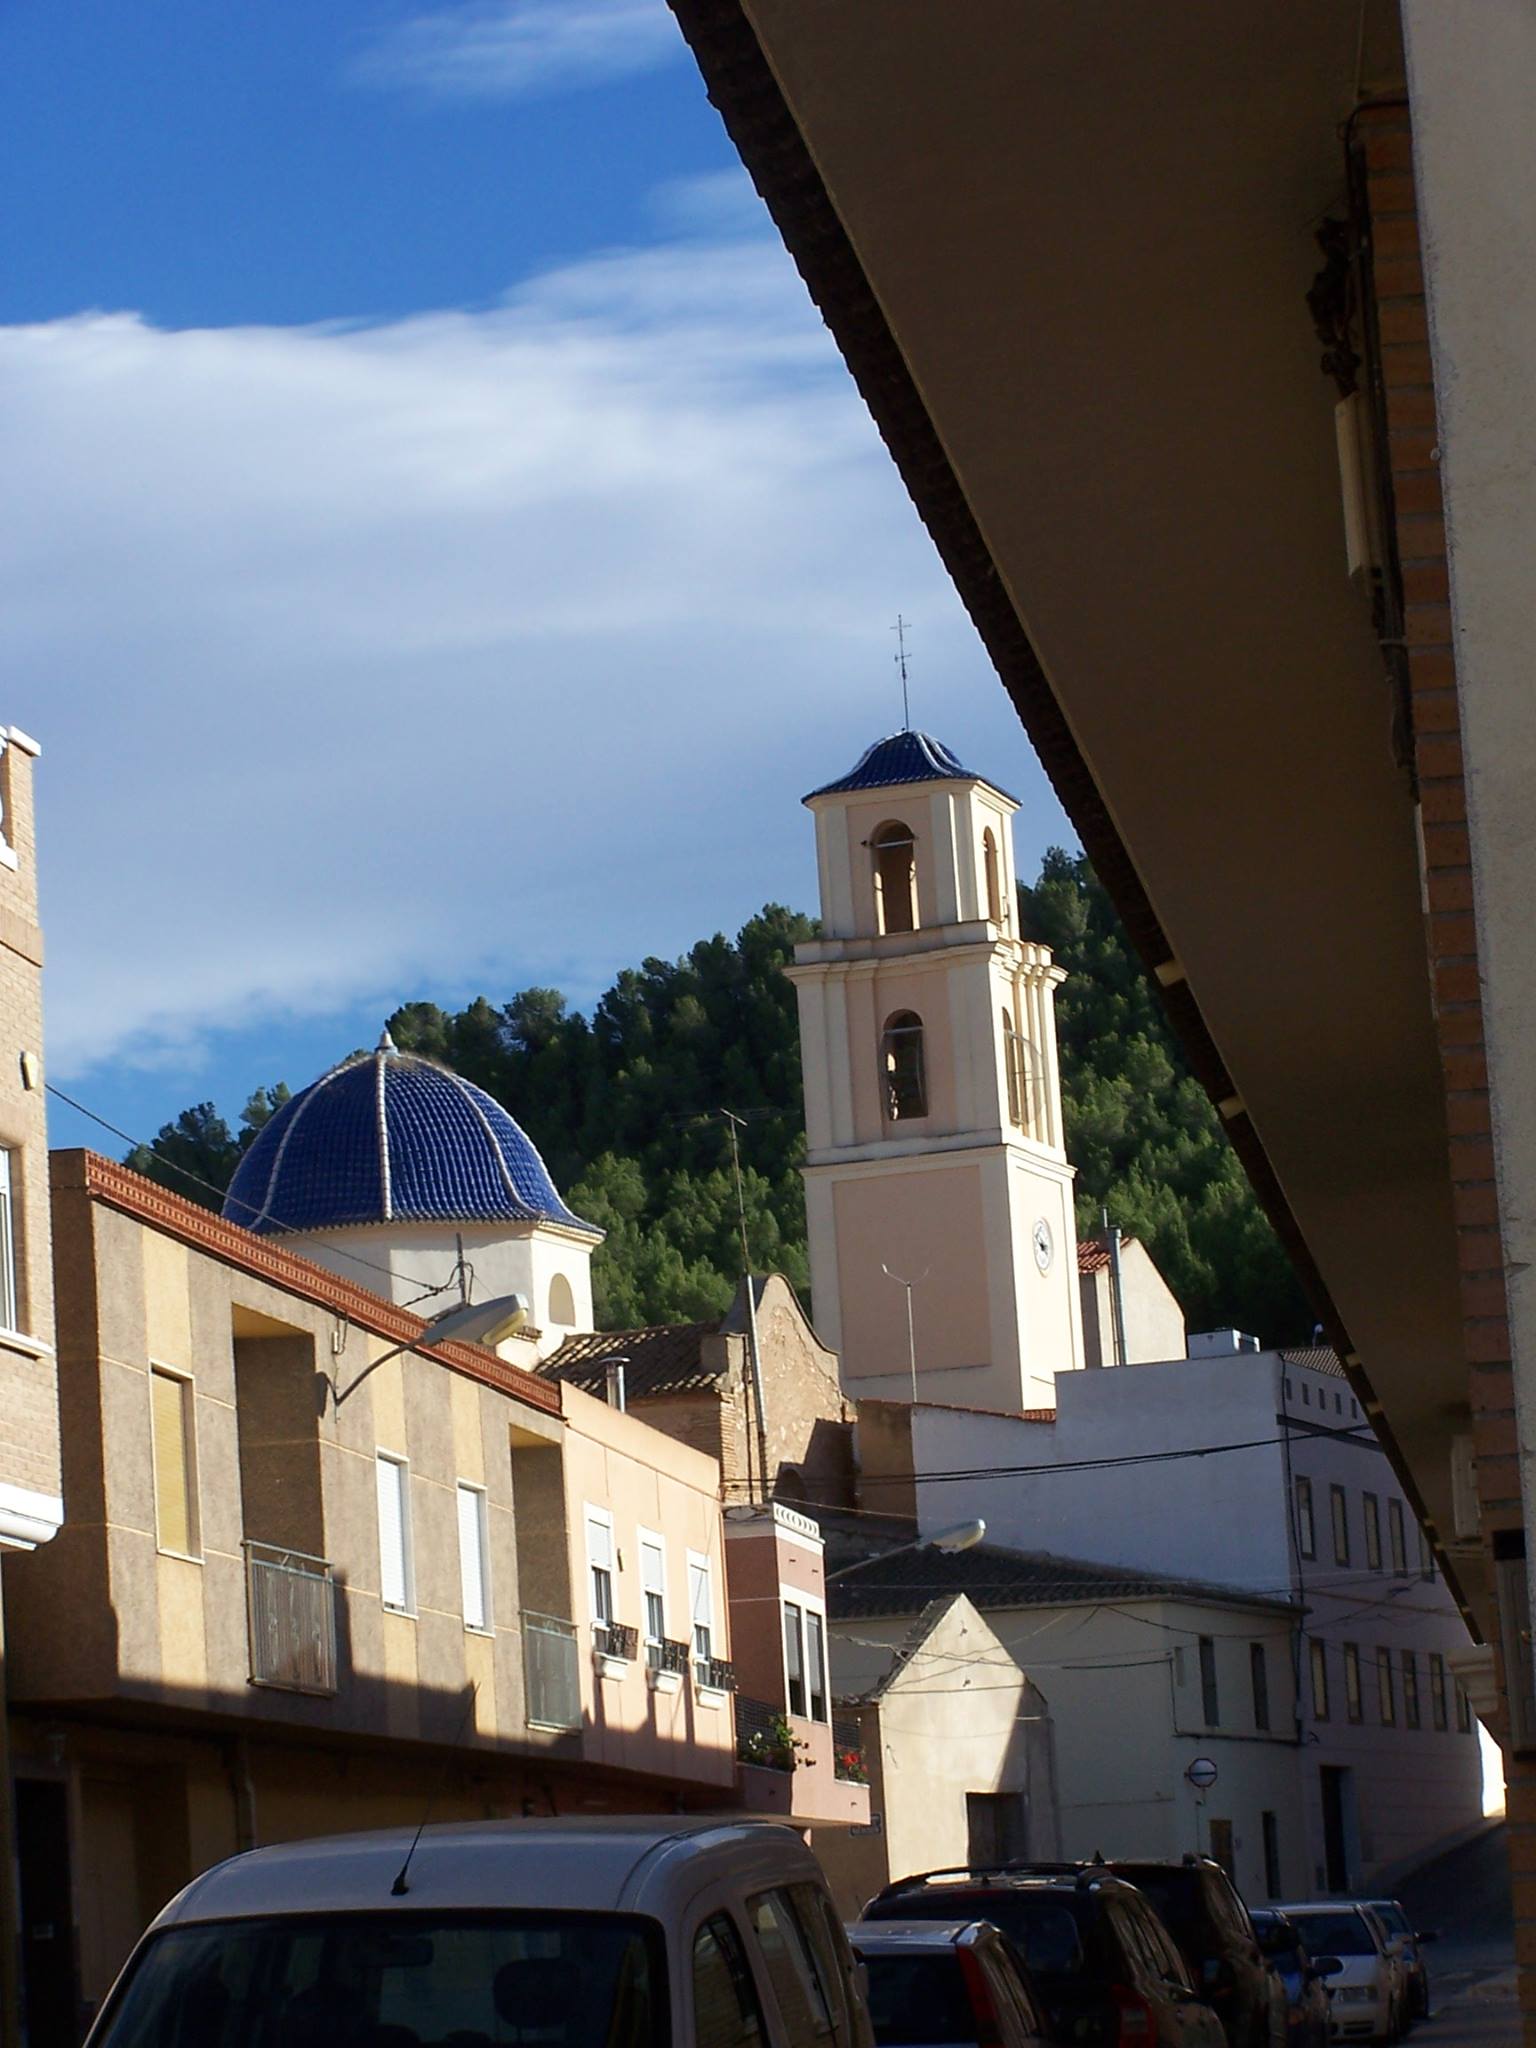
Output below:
[1086,1862,1280,2048]
[862,1868,1226,2047]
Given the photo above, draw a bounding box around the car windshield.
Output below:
[1287,1913,1375,1959]
[870,1893,1090,1980]
[1371,1905,1410,1938]
[1252,1921,1300,1965]
[858,1954,978,2045]
[91,1910,668,2048]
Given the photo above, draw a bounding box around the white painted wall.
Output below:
[908,1348,1483,1884]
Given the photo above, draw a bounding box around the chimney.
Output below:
[605,1359,628,1412]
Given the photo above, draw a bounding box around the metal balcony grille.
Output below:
[646,1636,690,1675]
[696,1654,737,1693]
[735,1692,793,1769]
[522,1611,582,1730]
[833,1714,869,1783]
[593,1620,638,1662]
[245,1542,337,1696]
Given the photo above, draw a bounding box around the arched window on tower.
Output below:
[1002,1009,1026,1128]
[872,821,919,935]
[548,1273,577,1327]
[882,1011,927,1122]
[983,829,1003,926]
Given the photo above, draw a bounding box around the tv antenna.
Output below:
[892,615,912,729]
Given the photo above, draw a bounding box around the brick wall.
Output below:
[1359,99,1532,2033]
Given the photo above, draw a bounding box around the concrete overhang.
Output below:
[672,2,1483,1624]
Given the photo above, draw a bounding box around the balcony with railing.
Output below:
[732,1691,871,1828]
[245,1541,337,1696]
[833,1713,870,1784]
[521,1610,582,1731]
[592,1619,638,1666]
[696,1653,737,1695]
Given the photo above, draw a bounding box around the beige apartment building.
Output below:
[6,1153,742,2036]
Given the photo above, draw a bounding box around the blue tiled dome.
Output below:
[804,729,1017,802]
[223,1034,593,1238]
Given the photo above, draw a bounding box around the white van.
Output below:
[83,1815,876,2048]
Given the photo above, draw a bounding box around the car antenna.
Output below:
[392,1684,478,1897]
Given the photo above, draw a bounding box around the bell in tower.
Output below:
[786,730,1085,1411]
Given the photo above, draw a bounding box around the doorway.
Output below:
[1320,1765,1354,1893]
[16,1778,77,2045]
[966,1791,1027,1866]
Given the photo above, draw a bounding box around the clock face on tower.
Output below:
[1032,1216,1054,1273]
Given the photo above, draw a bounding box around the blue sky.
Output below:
[5,0,1072,1160]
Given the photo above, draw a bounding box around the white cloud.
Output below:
[6,210,1057,1086]
[352,0,682,103]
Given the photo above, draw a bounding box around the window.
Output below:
[807,1611,828,1722]
[547,1273,576,1327]
[1250,1642,1270,1731]
[1429,1652,1448,1730]
[1457,1684,1474,1734]
[640,1530,666,1653]
[1302,1383,1311,1406]
[586,1505,615,1627]
[1331,1484,1350,1565]
[456,1482,490,1633]
[1199,1636,1220,1725]
[1363,1493,1382,1571]
[749,1889,835,2048]
[784,1602,807,1717]
[375,1453,413,1613]
[1309,1638,1329,1721]
[1377,1647,1397,1725]
[690,1553,715,1683]
[1344,1642,1362,1723]
[1295,1475,1316,1561]
[872,821,918,935]
[1419,1525,1436,1581]
[1262,1811,1282,1901]
[983,828,1002,924]
[1002,1010,1025,1126]
[151,1367,199,1558]
[0,1150,17,1333]
[881,1011,927,1121]
[694,1914,765,2048]
[1389,1498,1407,1574]
[1403,1650,1421,1729]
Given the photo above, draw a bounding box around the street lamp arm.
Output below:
[324,1292,531,1410]
[825,1517,986,1582]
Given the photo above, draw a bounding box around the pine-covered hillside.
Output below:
[126,861,1311,1341]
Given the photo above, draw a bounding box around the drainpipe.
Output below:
[1106,1225,1129,1369]
[227,1735,258,1855]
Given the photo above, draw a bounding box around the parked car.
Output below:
[862,1867,1228,2047]
[82,1816,877,2048]
[1365,1901,1435,2021]
[1095,1862,1285,2048]
[1249,1910,1338,2048]
[847,1919,1052,2048]
[1277,1904,1405,2043]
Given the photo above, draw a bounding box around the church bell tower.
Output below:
[787,731,1084,1410]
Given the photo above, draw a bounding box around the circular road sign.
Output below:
[1185,1756,1219,1791]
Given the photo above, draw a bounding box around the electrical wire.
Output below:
[47,1079,451,1298]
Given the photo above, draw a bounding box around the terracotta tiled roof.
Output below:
[1280,1345,1347,1379]
[825,1538,1296,1622]
[1078,1238,1111,1274]
[59,1151,560,1417]
[543,1322,723,1399]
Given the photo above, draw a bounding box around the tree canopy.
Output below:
[124,861,1310,1342]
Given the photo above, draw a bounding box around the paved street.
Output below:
[1399,1825,1518,2047]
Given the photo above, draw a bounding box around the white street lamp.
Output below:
[324,1292,531,1410]
[825,1517,986,1582]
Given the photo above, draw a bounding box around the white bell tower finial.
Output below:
[787,729,1084,1411]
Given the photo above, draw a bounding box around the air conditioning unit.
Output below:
[1450,1433,1481,1545]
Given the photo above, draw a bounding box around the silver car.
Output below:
[1276,1905,1405,2043]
